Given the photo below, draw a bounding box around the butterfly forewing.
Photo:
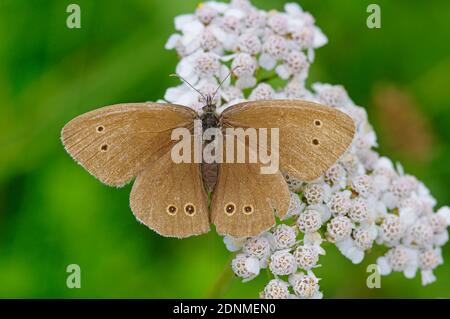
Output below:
[222,100,356,182]
[61,103,196,187]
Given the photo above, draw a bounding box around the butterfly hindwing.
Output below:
[61,103,196,187]
[211,137,290,237]
[130,146,210,238]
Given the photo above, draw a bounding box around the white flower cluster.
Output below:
[163,0,450,298]
[164,0,326,111]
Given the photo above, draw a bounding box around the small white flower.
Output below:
[249,83,276,100]
[231,253,261,281]
[196,3,218,25]
[312,83,352,108]
[222,14,243,34]
[284,192,305,219]
[237,32,262,55]
[418,248,442,271]
[231,53,257,89]
[194,51,221,78]
[200,28,222,53]
[297,208,323,233]
[293,245,320,270]
[284,80,311,99]
[244,9,266,29]
[418,248,443,285]
[261,279,290,299]
[339,153,362,178]
[353,224,378,250]
[243,236,271,261]
[259,35,288,70]
[351,174,373,198]
[328,190,352,216]
[377,246,418,279]
[268,224,297,250]
[267,12,289,35]
[327,216,354,242]
[404,217,434,249]
[303,182,331,205]
[379,214,404,245]
[324,163,347,188]
[276,50,309,80]
[349,197,372,223]
[289,272,322,299]
[427,208,450,237]
[390,175,419,200]
[269,250,297,275]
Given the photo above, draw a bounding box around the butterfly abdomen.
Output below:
[201,162,218,194]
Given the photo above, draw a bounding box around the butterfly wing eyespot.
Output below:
[166,205,178,215]
[224,202,236,216]
[242,205,254,215]
[100,144,108,151]
[184,203,196,216]
[312,138,320,146]
[96,125,105,132]
[314,119,322,127]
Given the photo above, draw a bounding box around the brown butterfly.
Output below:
[61,86,355,238]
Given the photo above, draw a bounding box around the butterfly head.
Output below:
[171,67,239,117]
[202,94,217,114]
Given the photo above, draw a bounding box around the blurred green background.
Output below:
[1,0,450,298]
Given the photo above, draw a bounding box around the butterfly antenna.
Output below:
[212,66,240,101]
[170,73,207,101]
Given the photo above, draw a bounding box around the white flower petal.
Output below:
[313,27,328,48]
[174,14,194,30]
[434,231,449,246]
[225,8,246,19]
[437,206,450,225]
[259,53,277,70]
[403,264,417,279]
[285,3,303,15]
[421,270,436,286]
[236,76,256,89]
[275,64,291,80]
[377,257,392,275]
[245,257,261,274]
[206,1,228,13]
[165,34,181,50]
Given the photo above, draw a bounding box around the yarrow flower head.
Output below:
[163,0,450,298]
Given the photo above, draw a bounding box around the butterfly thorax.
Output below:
[200,99,220,132]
